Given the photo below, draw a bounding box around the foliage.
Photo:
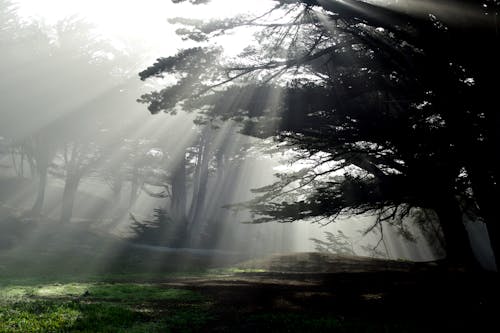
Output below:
[310,230,355,256]
[139,0,500,266]
[129,209,173,246]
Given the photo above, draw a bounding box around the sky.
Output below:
[14,0,274,59]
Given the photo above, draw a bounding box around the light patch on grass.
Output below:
[0,286,33,301]
[0,302,80,332]
[0,283,90,302]
[35,283,89,297]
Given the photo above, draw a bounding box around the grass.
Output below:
[87,283,205,302]
[0,247,495,332]
[0,282,211,333]
[0,277,426,333]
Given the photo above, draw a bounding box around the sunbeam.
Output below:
[1,0,499,331]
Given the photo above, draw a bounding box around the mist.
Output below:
[1,1,498,331]
[0,0,447,279]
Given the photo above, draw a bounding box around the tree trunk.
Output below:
[484,221,500,271]
[170,154,187,222]
[168,151,189,247]
[60,175,80,223]
[111,175,123,217]
[187,145,204,224]
[470,182,500,271]
[187,154,210,246]
[434,196,478,269]
[30,165,48,216]
[29,142,52,216]
[187,128,212,246]
[466,164,500,271]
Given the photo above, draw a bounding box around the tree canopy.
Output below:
[139,0,500,269]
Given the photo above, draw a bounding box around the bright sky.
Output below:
[14,0,273,57]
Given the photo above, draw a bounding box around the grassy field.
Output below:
[0,277,422,333]
[1,254,498,332]
[0,281,211,333]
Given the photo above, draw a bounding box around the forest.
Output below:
[0,0,499,332]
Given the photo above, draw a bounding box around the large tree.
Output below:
[139,0,499,268]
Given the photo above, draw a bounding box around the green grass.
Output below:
[87,283,205,302]
[0,282,211,333]
[0,271,211,287]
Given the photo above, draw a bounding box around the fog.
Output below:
[3,0,491,281]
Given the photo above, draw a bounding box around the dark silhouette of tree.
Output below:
[130,208,172,245]
[134,121,252,247]
[24,134,57,216]
[139,0,498,268]
[311,230,356,256]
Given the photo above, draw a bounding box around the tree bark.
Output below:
[167,152,188,246]
[30,165,48,216]
[29,140,52,216]
[434,196,478,269]
[466,165,500,271]
[60,174,80,223]
[170,156,187,221]
[188,128,212,245]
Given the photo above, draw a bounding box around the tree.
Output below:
[0,8,143,220]
[311,230,356,256]
[24,133,57,216]
[139,0,499,268]
[0,1,58,215]
[134,120,252,247]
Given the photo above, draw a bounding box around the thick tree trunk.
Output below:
[169,152,189,246]
[170,155,187,222]
[470,184,500,271]
[30,166,48,216]
[466,164,500,271]
[108,175,124,222]
[434,196,478,269]
[187,157,210,246]
[29,142,52,216]
[187,127,213,246]
[60,175,80,223]
[484,221,500,271]
[188,139,210,220]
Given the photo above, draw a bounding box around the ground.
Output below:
[0,210,498,332]
[1,251,498,332]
